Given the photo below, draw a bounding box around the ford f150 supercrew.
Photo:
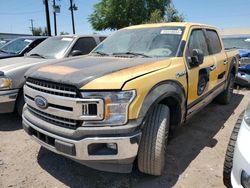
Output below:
[22,22,239,176]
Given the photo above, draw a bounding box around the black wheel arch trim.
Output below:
[137,80,187,129]
[228,57,238,78]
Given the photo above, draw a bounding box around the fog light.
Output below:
[106,143,117,150]
[241,170,250,188]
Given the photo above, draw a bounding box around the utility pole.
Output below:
[52,0,61,36]
[53,0,57,36]
[69,0,77,34]
[43,0,51,36]
[29,19,34,35]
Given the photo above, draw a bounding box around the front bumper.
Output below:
[231,118,250,188]
[0,89,19,113]
[23,113,141,173]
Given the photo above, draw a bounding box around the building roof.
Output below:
[220,28,250,37]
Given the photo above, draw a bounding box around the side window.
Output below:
[99,37,106,42]
[206,30,222,54]
[29,39,45,49]
[188,29,209,56]
[71,37,97,54]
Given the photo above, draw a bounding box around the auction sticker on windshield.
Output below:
[160,28,182,35]
[24,39,33,43]
[61,38,73,41]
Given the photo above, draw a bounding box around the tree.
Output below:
[31,27,48,36]
[60,31,70,35]
[148,3,184,23]
[89,0,184,31]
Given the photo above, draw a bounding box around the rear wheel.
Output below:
[138,104,170,176]
[215,73,234,105]
[223,112,243,187]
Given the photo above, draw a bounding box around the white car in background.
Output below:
[223,102,250,188]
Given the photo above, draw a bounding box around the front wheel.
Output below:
[137,104,170,176]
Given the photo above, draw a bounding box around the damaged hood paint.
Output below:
[26,55,171,89]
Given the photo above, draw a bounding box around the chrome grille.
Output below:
[27,105,82,129]
[26,78,78,98]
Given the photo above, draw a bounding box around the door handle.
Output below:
[223,60,228,65]
[210,65,216,71]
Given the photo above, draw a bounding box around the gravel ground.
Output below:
[0,90,249,188]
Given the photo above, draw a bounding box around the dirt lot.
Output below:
[0,90,250,188]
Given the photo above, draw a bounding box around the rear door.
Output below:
[205,29,228,84]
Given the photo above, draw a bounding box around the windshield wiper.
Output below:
[92,51,110,56]
[28,53,45,59]
[0,49,7,53]
[112,52,150,58]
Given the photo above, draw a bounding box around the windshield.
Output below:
[223,37,250,50]
[27,37,73,59]
[0,38,33,54]
[92,26,185,58]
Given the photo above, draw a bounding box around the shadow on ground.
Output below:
[37,93,244,188]
[0,113,22,131]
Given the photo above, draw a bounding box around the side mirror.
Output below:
[70,50,83,57]
[190,49,204,67]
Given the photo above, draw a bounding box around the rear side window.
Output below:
[188,29,209,56]
[71,37,97,54]
[206,30,222,54]
[29,38,45,50]
[99,37,106,42]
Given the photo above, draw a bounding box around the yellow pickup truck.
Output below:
[22,22,239,175]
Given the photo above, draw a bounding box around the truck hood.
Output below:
[26,55,171,89]
[0,56,49,73]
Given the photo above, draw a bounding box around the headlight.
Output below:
[81,90,136,126]
[0,77,12,90]
[244,103,250,126]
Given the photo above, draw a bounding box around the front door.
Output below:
[184,27,218,116]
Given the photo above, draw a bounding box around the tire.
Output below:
[223,112,243,187]
[215,73,235,105]
[138,104,170,176]
[16,90,25,116]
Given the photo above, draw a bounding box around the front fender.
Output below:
[138,80,186,128]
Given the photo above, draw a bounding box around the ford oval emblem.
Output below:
[34,96,48,109]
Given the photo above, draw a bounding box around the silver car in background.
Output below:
[0,35,106,115]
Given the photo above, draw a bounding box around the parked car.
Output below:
[223,36,250,87]
[223,102,250,188]
[0,39,11,48]
[0,36,47,59]
[22,22,239,175]
[0,35,106,115]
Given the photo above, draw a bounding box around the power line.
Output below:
[0,10,43,15]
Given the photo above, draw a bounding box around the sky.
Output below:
[0,0,250,35]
